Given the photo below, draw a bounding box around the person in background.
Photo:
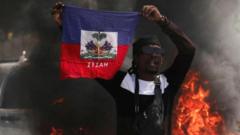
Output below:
[52,2,196,135]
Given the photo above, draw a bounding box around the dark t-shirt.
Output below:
[97,18,196,134]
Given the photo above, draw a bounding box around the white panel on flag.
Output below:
[80,30,118,59]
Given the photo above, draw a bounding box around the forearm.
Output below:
[161,17,196,97]
[157,17,195,55]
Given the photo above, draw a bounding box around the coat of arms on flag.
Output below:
[60,5,139,80]
[80,30,118,59]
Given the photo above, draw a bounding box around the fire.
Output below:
[50,127,63,135]
[52,97,65,105]
[49,127,90,135]
[172,70,238,135]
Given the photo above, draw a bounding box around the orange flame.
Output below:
[50,127,63,135]
[52,97,65,105]
[172,70,239,135]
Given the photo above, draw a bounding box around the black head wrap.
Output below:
[132,35,164,56]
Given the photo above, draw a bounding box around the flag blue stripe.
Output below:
[61,5,139,45]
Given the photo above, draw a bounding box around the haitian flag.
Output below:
[60,6,139,80]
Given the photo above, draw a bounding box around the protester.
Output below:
[52,2,195,135]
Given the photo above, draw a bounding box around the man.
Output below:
[52,3,195,135]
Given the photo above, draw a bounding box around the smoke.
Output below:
[0,0,138,63]
[1,0,240,134]
[0,109,37,135]
[187,0,240,131]
[0,1,137,135]
[134,0,240,132]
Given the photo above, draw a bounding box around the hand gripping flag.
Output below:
[60,6,139,80]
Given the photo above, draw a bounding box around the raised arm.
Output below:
[142,5,196,134]
[142,5,196,96]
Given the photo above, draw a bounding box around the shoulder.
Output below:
[112,70,126,81]
[96,70,127,88]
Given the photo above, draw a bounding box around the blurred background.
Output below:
[0,0,240,134]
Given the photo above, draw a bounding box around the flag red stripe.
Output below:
[60,43,129,80]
